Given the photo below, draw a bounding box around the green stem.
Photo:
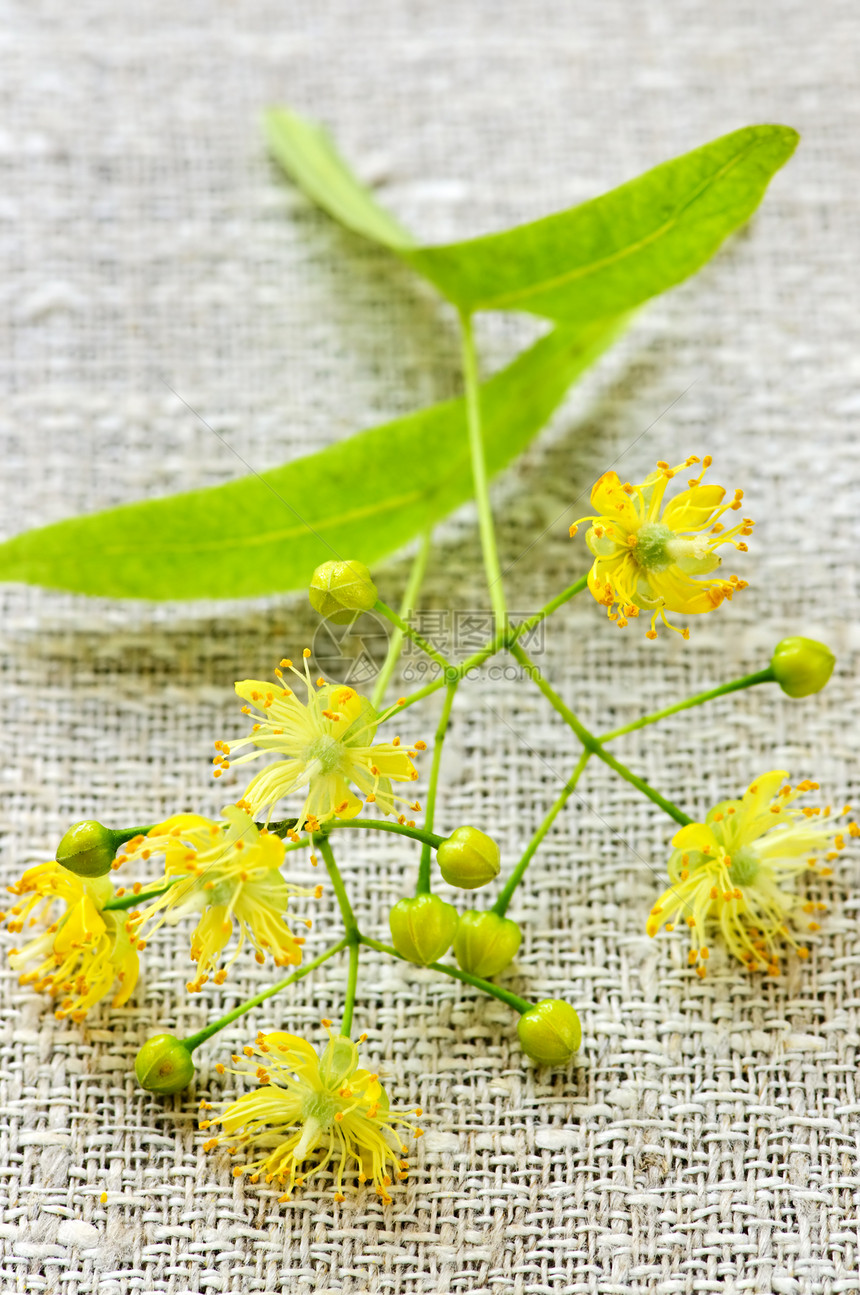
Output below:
[599,667,776,741]
[459,310,507,634]
[341,940,360,1037]
[374,598,452,676]
[326,818,445,850]
[493,750,591,916]
[358,934,532,1015]
[181,937,350,1052]
[511,642,692,828]
[515,574,588,637]
[103,878,175,912]
[417,681,458,894]
[371,529,433,709]
[373,582,587,725]
[106,825,154,848]
[317,837,359,940]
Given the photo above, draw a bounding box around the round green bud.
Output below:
[436,826,501,890]
[771,636,836,698]
[56,820,119,879]
[389,894,459,966]
[453,910,522,978]
[517,999,581,1066]
[134,1034,195,1095]
[309,560,378,624]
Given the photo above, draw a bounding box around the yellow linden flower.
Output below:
[201,1027,423,1203]
[1,863,138,1021]
[569,455,753,638]
[122,806,318,993]
[647,770,856,975]
[216,653,421,831]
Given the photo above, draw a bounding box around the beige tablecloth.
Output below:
[1,3,858,1292]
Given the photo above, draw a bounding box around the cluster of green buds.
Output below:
[388,826,511,966]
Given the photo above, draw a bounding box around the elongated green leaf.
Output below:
[264,108,415,250]
[0,318,623,600]
[266,109,797,326]
[407,125,798,324]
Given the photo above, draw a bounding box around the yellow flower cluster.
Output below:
[2,657,422,1019]
[201,1026,423,1203]
[214,652,421,832]
[1,864,138,1022]
[121,806,320,993]
[571,455,753,637]
[647,771,856,975]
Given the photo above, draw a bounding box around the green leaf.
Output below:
[264,107,415,251]
[407,125,798,323]
[0,318,623,600]
[266,110,797,325]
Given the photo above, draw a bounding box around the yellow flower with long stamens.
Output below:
[570,455,753,638]
[647,771,856,975]
[201,1027,423,1203]
[216,652,421,831]
[122,806,318,993]
[1,863,139,1022]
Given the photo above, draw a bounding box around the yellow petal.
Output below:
[234,679,280,708]
[661,484,726,531]
[590,471,641,527]
[264,1032,320,1076]
[645,567,726,615]
[671,822,718,854]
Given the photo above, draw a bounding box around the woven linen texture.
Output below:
[1,3,858,1292]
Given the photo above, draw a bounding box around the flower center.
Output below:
[728,846,760,887]
[305,734,344,774]
[206,878,237,906]
[631,522,674,571]
[301,1090,340,1128]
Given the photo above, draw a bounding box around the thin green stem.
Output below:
[600,667,776,741]
[515,574,588,638]
[325,818,445,850]
[358,934,533,1015]
[511,641,692,828]
[374,598,452,676]
[417,681,458,894]
[181,937,349,1052]
[103,878,175,912]
[595,744,692,826]
[317,837,359,940]
[459,310,508,633]
[371,529,433,709]
[494,750,591,916]
[341,940,360,1037]
[373,582,588,726]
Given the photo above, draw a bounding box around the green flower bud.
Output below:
[309,560,378,624]
[453,910,522,978]
[436,826,501,890]
[517,999,581,1066]
[771,636,836,698]
[134,1034,195,1095]
[389,894,459,965]
[56,820,121,879]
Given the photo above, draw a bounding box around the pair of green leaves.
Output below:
[0,112,797,599]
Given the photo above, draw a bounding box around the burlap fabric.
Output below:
[1,3,858,1292]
